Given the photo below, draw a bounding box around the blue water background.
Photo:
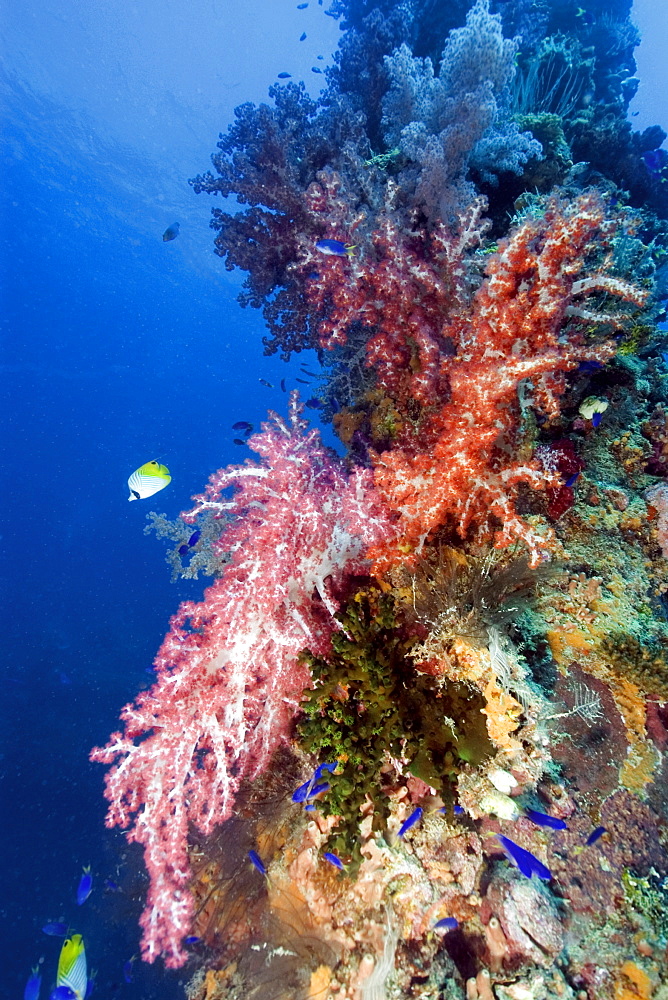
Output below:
[1,0,666,996]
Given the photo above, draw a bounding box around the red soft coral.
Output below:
[367,192,647,572]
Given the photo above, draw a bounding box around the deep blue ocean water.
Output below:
[2,1,666,997]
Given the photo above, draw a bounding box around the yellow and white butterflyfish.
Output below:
[57,933,88,1000]
[127,460,171,501]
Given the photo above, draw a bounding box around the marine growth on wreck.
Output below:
[92,1,668,997]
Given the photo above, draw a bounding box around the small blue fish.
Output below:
[642,149,665,180]
[497,835,552,880]
[184,935,201,944]
[564,472,580,488]
[315,239,355,257]
[162,222,180,242]
[311,66,323,74]
[297,2,308,6]
[292,779,313,803]
[187,530,201,547]
[292,779,330,803]
[661,352,668,365]
[259,379,274,388]
[586,825,607,846]
[293,762,337,809]
[296,377,310,384]
[24,967,42,1000]
[122,957,135,984]
[578,360,602,373]
[178,544,189,555]
[397,806,423,838]
[575,7,595,26]
[314,761,337,779]
[103,878,120,892]
[232,421,253,433]
[323,852,344,869]
[50,989,77,1000]
[592,411,603,428]
[277,72,292,79]
[233,438,247,446]
[434,917,458,931]
[281,379,287,392]
[42,922,69,937]
[77,866,93,905]
[299,32,306,40]
[248,850,267,876]
[454,804,465,815]
[305,398,323,409]
[524,808,568,831]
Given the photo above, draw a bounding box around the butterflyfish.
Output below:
[57,934,87,1000]
[162,222,180,242]
[127,461,171,501]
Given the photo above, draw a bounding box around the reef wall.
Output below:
[93,1,668,997]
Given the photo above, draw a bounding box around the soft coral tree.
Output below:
[91,395,394,967]
[367,191,648,572]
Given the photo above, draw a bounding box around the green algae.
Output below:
[296,586,492,861]
[622,867,668,942]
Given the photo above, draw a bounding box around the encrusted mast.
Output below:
[94,0,668,994]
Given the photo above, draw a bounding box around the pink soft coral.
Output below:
[91,394,393,966]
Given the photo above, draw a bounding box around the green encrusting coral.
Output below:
[297,586,492,862]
